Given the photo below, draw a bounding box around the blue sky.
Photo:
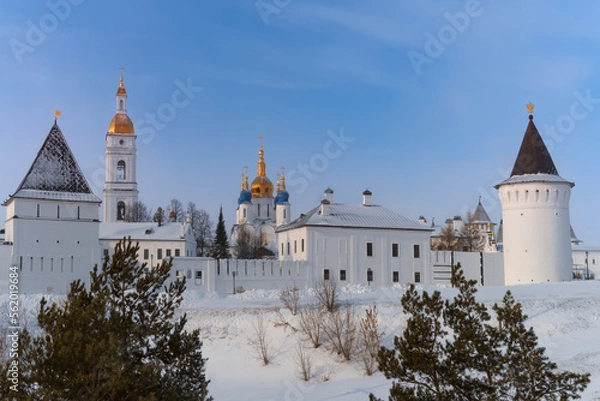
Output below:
[2,0,600,244]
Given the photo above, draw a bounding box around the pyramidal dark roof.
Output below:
[11,122,99,202]
[472,200,492,223]
[510,114,558,176]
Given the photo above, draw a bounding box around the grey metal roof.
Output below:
[10,122,100,203]
[100,222,187,241]
[276,203,432,233]
[495,173,574,188]
[472,201,492,224]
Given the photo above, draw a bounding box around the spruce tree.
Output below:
[210,206,231,259]
[0,238,212,401]
[371,265,590,401]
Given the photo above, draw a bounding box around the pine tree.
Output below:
[0,238,212,401]
[154,206,165,226]
[371,265,590,401]
[210,206,230,259]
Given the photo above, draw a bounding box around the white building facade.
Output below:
[276,189,433,286]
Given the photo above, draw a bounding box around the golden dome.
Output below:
[108,113,135,134]
[251,176,274,198]
[250,141,274,198]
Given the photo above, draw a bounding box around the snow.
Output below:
[3,281,600,400]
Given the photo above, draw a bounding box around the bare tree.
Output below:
[125,200,152,222]
[434,223,460,251]
[324,304,357,361]
[460,209,486,252]
[299,304,324,348]
[280,285,300,316]
[358,305,383,376]
[251,316,273,365]
[166,198,185,222]
[153,207,165,227]
[314,279,339,313]
[295,343,312,382]
[235,226,259,259]
[187,202,213,256]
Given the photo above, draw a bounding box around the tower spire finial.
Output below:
[527,102,534,115]
[54,110,61,122]
[257,135,266,177]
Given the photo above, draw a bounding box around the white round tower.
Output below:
[495,103,574,285]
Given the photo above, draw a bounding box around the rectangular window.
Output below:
[166,249,172,257]
[37,204,40,218]
[175,249,181,257]
[40,257,44,272]
[50,258,54,272]
[367,242,373,257]
[287,242,290,255]
[144,249,149,260]
[19,256,23,272]
[294,240,297,253]
[70,256,74,273]
[196,270,203,279]
[103,249,109,260]
[392,243,399,257]
[339,269,346,281]
[413,244,420,258]
[77,206,81,220]
[281,243,284,255]
[61,258,64,273]
[56,205,60,219]
[301,239,305,252]
[392,271,399,283]
[324,269,330,280]
[414,272,421,283]
[157,248,163,260]
[187,270,192,279]
[30,257,33,272]
[367,269,373,283]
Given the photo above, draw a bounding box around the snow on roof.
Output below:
[9,189,101,203]
[494,173,574,188]
[100,222,186,241]
[277,203,432,233]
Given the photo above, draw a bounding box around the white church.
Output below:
[0,78,591,293]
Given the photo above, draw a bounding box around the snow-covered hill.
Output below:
[3,281,600,400]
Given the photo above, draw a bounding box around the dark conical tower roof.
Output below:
[472,199,492,223]
[510,113,558,176]
[8,121,101,203]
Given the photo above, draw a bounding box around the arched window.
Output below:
[119,99,124,110]
[117,160,126,180]
[117,201,126,221]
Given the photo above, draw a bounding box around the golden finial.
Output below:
[241,165,249,190]
[54,110,61,122]
[526,102,534,115]
[279,165,286,190]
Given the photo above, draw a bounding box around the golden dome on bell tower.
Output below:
[250,138,274,198]
[107,73,135,134]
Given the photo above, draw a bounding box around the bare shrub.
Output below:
[280,285,300,316]
[235,286,246,294]
[299,304,324,348]
[295,343,312,381]
[358,305,383,375]
[324,303,357,360]
[251,316,273,365]
[314,279,338,313]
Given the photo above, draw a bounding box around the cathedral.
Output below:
[231,141,290,256]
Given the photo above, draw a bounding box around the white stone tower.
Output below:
[103,74,138,222]
[495,103,574,285]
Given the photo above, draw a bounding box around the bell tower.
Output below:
[103,72,138,222]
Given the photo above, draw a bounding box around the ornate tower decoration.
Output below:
[275,165,291,226]
[495,103,574,285]
[103,70,139,223]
